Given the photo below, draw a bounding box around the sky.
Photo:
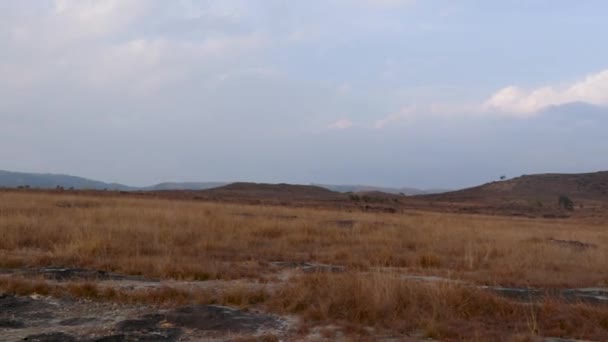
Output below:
[1,0,608,189]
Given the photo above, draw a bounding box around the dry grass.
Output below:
[1,191,607,287]
[1,190,608,339]
[0,275,201,306]
[0,275,270,308]
[270,272,608,340]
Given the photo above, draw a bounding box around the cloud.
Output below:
[327,119,354,130]
[1,1,608,189]
[80,33,268,93]
[38,0,144,47]
[0,0,269,97]
[485,69,608,115]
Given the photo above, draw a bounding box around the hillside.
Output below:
[415,171,608,217]
[0,170,132,190]
[0,170,229,191]
[142,182,227,191]
[313,184,448,195]
[425,172,608,201]
[201,182,345,201]
[5,168,608,218]
[0,170,429,195]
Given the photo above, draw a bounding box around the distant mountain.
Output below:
[0,169,449,195]
[314,184,449,196]
[0,170,227,191]
[0,170,133,190]
[142,182,228,191]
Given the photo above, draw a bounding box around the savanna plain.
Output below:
[1,190,608,341]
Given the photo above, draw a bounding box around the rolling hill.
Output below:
[142,182,228,191]
[0,170,133,190]
[4,168,608,217]
[0,169,437,195]
[200,182,345,201]
[313,184,448,195]
[423,171,608,201]
[415,171,608,217]
[0,170,227,191]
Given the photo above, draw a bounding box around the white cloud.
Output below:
[0,1,274,119]
[90,34,267,92]
[485,69,608,115]
[2,0,268,95]
[49,0,144,45]
[327,119,354,130]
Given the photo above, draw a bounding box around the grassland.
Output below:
[1,190,608,340]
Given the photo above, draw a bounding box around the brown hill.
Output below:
[203,182,344,201]
[147,183,404,212]
[416,171,608,217]
[150,182,351,208]
[426,171,608,200]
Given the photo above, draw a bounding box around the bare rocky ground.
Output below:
[1,266,607,341]
[0,292,290,341]
[0,266,293,341]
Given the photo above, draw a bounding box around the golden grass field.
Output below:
[1,190,608,340]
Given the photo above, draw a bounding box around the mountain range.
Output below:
[0,169,440,195]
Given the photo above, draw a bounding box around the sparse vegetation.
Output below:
[270,273,608,340]
[0,192,606,286]
[1,190,608,339]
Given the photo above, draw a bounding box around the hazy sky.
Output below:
[2,1,608,189]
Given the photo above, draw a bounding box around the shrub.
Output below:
[558,196,574,211]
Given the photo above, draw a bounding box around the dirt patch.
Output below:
[236,213,299,221]
[115,313,182,341]
[271,214,298,220]
[479,286,549,302]
[165,305,284,333]
[0,293,55,322]
[116,314,164,332]
[22,332,77,341]
[3,267,157,282]
[0,293,152,341]
[0,293,290,341]
[325,220,357,228]
[58,317,97,326]
[562,288,608,304]
[547,238,597,250]
[269,262,345,273]
[0,318,25,328]
[55,201,100,209]
[399,275,608,305]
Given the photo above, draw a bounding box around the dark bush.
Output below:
[558,196,574,211]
